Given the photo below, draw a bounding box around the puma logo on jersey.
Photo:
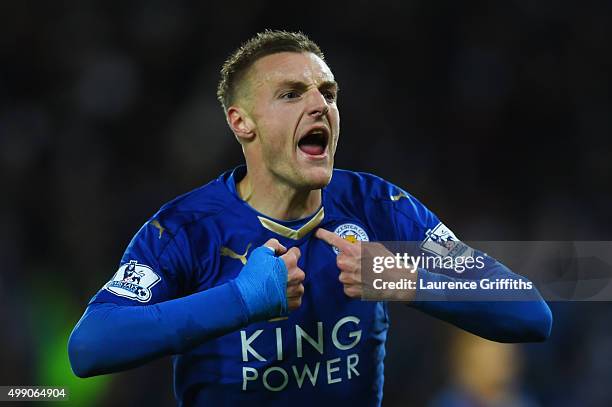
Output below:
[221,243,288,322]
[220,243,253,265]
[150,220,165,239]
[390,191,409,201]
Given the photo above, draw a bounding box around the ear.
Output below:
[227,106,256,143]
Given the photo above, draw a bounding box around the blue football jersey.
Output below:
[89,166,445,406]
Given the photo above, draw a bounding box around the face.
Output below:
[241,52,340,190]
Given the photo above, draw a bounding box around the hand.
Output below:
[264,239,305,311]
[315,229,416,301]
[233,239,304,322]
[315,228,364,298]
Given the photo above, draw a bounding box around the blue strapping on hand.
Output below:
[233,246,288,322]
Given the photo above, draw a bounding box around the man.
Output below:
[68,31,552,406]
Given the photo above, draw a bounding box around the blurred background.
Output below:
[1,0,611,405]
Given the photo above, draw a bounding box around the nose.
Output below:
[306,89,329,118]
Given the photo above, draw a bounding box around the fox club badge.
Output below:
[332,223,370,254]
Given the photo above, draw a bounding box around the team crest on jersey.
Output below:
[104,260,161,302]
[332,223,369,254]
[420,222,469,257]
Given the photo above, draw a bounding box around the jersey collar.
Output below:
[224,165,326,240]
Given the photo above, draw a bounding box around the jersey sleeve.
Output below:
[386,184,521,280]
[383,182,552,342]
[88,217,192,306]
[385,184,442,242]
[68,215,254,378]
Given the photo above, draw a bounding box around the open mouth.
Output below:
[298,128,329,156]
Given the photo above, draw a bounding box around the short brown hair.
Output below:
[217,30,325,110]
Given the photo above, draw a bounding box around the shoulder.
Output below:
[121,174,234,273]
[327,169,393,199]
[327,169,434,229]
[150,175,235,239]
[328,169,417,203]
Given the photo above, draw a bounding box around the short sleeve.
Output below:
[386,184,473,256]
[386,185,443,242]
[88,218,192,306]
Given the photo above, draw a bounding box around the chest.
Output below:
[184,219,389,393]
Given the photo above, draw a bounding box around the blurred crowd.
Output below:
[1,1,611,405]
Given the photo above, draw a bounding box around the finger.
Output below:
[280,247,300,266]
[288,297,302,311]
[287,268,305,285]
[336,253,350,271]
[339,271,352,284]
[287,246,301,261]
[337,253,359,273]
[344,285,361,298]
[287,283,305,311]
[287,283,305,298]
[315,228,352,252]
[263,238,287,255]
[339,271,360,285]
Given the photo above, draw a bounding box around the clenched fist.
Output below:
[264,239,306,311]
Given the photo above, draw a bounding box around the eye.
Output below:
[322,90,337,102]
[280,90,301,99]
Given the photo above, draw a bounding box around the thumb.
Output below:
[263,238,287,255]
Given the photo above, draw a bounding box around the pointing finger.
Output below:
[315,228,353,252]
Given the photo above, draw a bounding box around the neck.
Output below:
[236,169,321,221]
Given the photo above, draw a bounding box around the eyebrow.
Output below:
[276,79,339,92]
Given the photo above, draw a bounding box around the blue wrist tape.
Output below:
[232,246,288,322]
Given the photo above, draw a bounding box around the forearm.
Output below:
[69,245,288,378]
[410,260,553,342]
[68,281,248,378]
